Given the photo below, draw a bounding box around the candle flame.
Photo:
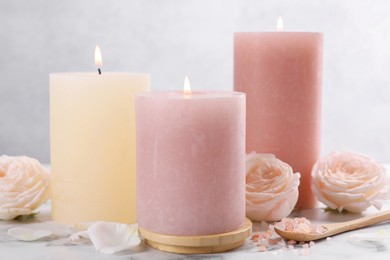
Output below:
[277,16,284,31]
[183,76,192,95]
[95,45,103,68]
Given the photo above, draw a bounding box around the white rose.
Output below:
[246,153,300,222]
[311,151,390,213]
[0,155,50,220]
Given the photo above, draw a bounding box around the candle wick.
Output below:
[98,68,102,75]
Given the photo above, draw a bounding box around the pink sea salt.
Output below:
[251,217,323,253]
[276,217,325,234]
[296,223,311,233]
[258,246,267,252]
[287,240,297,245]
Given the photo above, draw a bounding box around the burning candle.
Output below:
[50,46,150,224]
[234,18,323,209]
[136,78,246,236]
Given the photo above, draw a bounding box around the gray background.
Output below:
[1,0,389,163]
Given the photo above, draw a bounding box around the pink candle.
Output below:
[234,30,323,209]
[136,90,246,235]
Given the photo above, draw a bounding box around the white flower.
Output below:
[0,155,50,220]
[246,153,300,221]
[311,151,390,213]
[70,222,141,254]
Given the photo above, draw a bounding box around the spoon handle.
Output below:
[327,210,390,234]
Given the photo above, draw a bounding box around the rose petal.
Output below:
[69,230,90,242]
[0,208,33,220]
[247,187,299,221]
[8,227,52,241]
[88,222,141,254]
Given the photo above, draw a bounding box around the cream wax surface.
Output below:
[50,72,150,224]
[234,32,323,209]
[136,91,246,236]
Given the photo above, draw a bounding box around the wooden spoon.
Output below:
[274,210,390,242]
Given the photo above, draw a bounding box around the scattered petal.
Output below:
[88,222,141,254]
[0,208,33,220]
[69,230,89,242]
[8,227,52,241]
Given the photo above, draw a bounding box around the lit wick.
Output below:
[277,16,284,31]
[95,45,103,75]
[183,76,192,96]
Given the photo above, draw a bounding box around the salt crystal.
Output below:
[285,222,294,231]
[258,246,267,252]
[277,239,287,247]
[251,217,324,253]
[275,217,325,236]
[326,237,332,242]
[266,229,273,236]
[299,217,309,224]
[296,223,311,233]
[260,238,269,245]
[269,237,283,245]
[287,240,297,245]
[275,222,285,230]
[262,232,271,239]
[260,221,269,229]
[281,218,289,224]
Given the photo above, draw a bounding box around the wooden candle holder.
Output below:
[139,218,252,254]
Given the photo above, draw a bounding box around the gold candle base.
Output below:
[139,218,252,254]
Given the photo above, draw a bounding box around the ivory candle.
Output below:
[136,85,246,235]
[50,72,149,224]
[234,20,323,209]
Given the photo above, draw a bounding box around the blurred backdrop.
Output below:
[1,0,389,163]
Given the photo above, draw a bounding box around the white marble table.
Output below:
[2,203,390,260]
[1,170,390,260]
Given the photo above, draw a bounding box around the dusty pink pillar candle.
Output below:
[136,91,246,235]
[234,32,323,209]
